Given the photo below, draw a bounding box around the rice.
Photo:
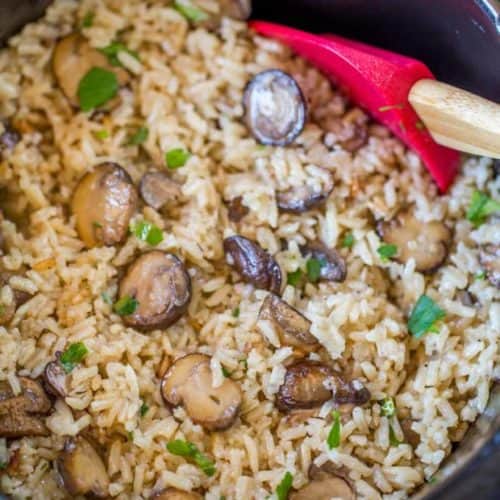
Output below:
[0,0,498,498]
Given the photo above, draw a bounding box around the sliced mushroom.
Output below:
[139,172,182,211]
[400,418,421,448]
[0,273,33,326]
[277,173,334,214]
[0,377,51,438]
[300,242,346,282]
[0,122,21,152]
[43,355,69,398]
[151,488,203,500]
[52,33,129,107]
[243,69,306,146]
[220,0,251,20]
[479,244,500,289]
[161,353,242,431]
[224,235,282,294]
[376,210,452,273]
[290,476,355,500]
[72,162,138,247]
[276,361,370,412]
[226,196,249,223]
[329,108,368,153]
[118,251,191,331]
[456,290,476,307]
[258,294,317,352]
[57,436,109,498]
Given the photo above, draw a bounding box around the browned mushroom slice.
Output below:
[139,172,182,211]
[223,235,282,294]
[243,70,306,146]
[151,488,203,500]
[52,33,129,107]
[72,162,138,248]
[301,242,346,282]
[479,244,500,289]
[400,418,421,448]
[57,436,109,498]
[118,251,191,331]
[329,108,368,153]
[44,357,69,398]
[0,377,51,438]
[219,0,251,20]
[276,361,370,412]
[258,294,317,351]
[290,476,355,500]
[376,210,452,273]
[226,196,249,223]
[161,353,242,431]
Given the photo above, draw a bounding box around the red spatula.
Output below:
[250,21,500,192]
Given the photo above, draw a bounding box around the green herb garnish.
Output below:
[221,366,231,378]
[475,270,486,280]
[139,402,149,417]
[78,67,118,112]
[276,471,293,500]
[127,431,134,441]
[239,358,248,371]
[0,460,7,470]
[389,424,402,447]
[306,258,325,283]
[165,148,191,169]
[0,304,5,316]
[101,291,113,305]
[92,221,103,228]
[377,244,397,262]
[466,190,500,227]
[60,342,89,373]
[327,410,341,449]
[166,440,216,476]
[131,221,164,246]
[173,0,209,22]
[232,306,240,318]
[342,233,355,248]
[127,126,149,145]
[427,476,438,484]
[113,295,139,316]
[380,397,396,417]
[81,11,94,28]
[93,129,109,140]
[378,103,404,112]
[99,42,139,67]
[408,295,445,339]
[286,269,302,287]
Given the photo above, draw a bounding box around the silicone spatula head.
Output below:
[250,21,461,192]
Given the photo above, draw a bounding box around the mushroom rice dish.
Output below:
[0,1,499,499]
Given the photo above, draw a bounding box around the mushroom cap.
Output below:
[161,353,242,431]
[151,488,203,500]
[300,242,346,282]
[72,162,138,248]
[118,251,192,331]
[43,359,69,398]
[290,476,355,500]
[139,172,182,211]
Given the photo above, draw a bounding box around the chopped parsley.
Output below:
[113,295,139,316]
[127,126,149,145]
[408,295,445,339]
[78,67,119,112]
[378,103,404,112]
[239,358,248,371]
[380,397,396,417]
[139,402,149,417]
[221,365,231,378]
[377,244,397,262]
[173,0,209,22]
[93,129,109,140]
[166,439,216,476]
[131,220,164,246]
[231,306,240,318]
[389,424,402,447]
[327,410,341,449]
[81,11,94,28]
[286,269,302,287]
[101,291,113,305]
[92,220,103,228]
[99,42,140,67]
[475,270,486,281]
[466,190,500,227]
[342,232,355,248]
[127,431,134,441]
[427,476,438,484]
[165,148,191,169]
[306,257,325,283]
[276,471,293,500]
[60,342,89,373]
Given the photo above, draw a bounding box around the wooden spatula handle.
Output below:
[409,79,500,158]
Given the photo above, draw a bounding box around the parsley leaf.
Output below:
[166,439,216,476]
[408,295,445,339]
[342,233,355,248]
[221,365,231,378]
[327,410,341,449]
[99,42,140,67]
[60,342,89,373]
[239,358,248,371]
[231,306,240,318]
[377,244,397,262]
[81,11,95,28]
[466,190,500,227]
[165,148,191,169]
[127,126,149,145]
[173,0,209,22]
[93,129,109,140]
[306,257,325,283]
[139,402,149,417]
[475,270,486,280]
[389,424,402,447]
[276,471,293,500]
[131,220,164,246]
[78,67,118,111]
[114,295,139,316]
[286,269,302,287]
[380,397,396,417]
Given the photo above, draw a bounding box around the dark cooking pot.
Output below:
[0,1,499,499]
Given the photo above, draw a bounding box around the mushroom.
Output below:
[400,418,421,448]
[43,355,69,398]
[0,122,21,152]
[276,361,370,412]
[479,244,500,289]
[243,69,307,146]
[0,377,51,438]
[151,489,203,500]
[0,270,34,325]
[139,172,182,211]
[290,476,355,500]
[277,172,334,214]
[219,0,251,20]
[72,162,138,248]
[376,210,452,273]
[161,353,242,431]
[118,251,191,331]
[223,235,282,294]
[329,108,368,153]
[300,242,346,282]
[57,436,109,498]
[52,33,129,107]
[258,294,318,352]
[226,196,249,223]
